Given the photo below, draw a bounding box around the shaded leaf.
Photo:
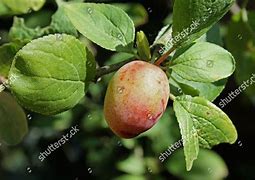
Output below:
[9,17,44,41]
[0,92,28,145]
[113,3,148,27]
[167,149,228,180]
[0,42,23,77]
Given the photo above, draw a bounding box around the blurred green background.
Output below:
[0,0,254,179]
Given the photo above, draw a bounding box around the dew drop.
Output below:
[207,8,213,14]
[88,168,92,174]
[147,113,153,121]
[87,61,92,67]
[117,141,122,146]
[27,167,32,173]
[148,167,153,173]
[56,34,63,41]
[96,77,102,82]
[237,140,243,147]
[87,7,93,14]
[237,34,243,40]
[88,114,92,120]
[208,168,213,174]
[147,7,152,13]
[27,8,32,13]
[27,114,32,120]
[117,34,123,40]
[117,86,125,94]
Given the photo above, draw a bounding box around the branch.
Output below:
[94,58,134,81]
[154,46,176,66]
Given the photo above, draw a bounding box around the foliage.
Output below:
[0,0,253,179]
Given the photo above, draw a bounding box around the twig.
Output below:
[154,46,176,66]
[94,59,134,81]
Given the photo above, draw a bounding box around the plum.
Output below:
[104,60,170,138]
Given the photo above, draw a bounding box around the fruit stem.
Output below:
[154,46,176,66]
[169,93,176,101]
[94,59,134,82]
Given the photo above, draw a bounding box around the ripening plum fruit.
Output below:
[104,60,170,138]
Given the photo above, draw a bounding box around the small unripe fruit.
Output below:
[104,60,170,138]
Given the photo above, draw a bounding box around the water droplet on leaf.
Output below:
[87,7,93,14]
[56,34,63,41]
[117,34,123,40]
[88,61,92,67]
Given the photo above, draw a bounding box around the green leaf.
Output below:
[114,175,145,180]
[173,97,199,171]
[117,153,145,175]
[170,72,226,101]
[172,0,234,46]
[63,3,135,52]
[9,34,89,115]
[9,17,45,41]
[2,0,45,14]
[25,10,53,28]
[136,31,151,60]
[50,6,78,36]
[0,2,10,16]
[113,3,148,27]
[0,42,23,77]
[173,95,237,170]
[0,92,28,145]
[170,42,235,83]
[152,25,173,58]
[167,149,228,180]
[153,25,172,48]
